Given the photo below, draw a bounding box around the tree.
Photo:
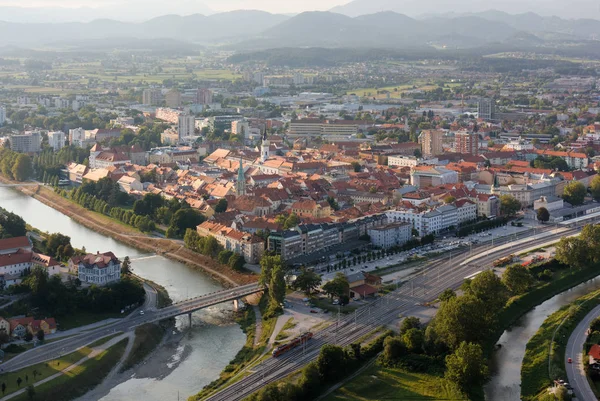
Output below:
[121,256,131,276]
[445,342,488,392]
[537,207,550,224]
[322,273,349,300]
[215,198,228,213]
[591,176,600,202]
[228,254,245,271]
[0,331,9,348]
[293,269,322,295]
[383,336,406,365]
[167,208,205,238]
[259,255,281,287]
[36,329,44,342]
[563,181,586,206]
[24,331,33,342]
[467,270,509,312]
[1,382,5,395]
[431,295,495,350]
[402,328,425,353]
[267,263,286,318]
[351,161,361,173]
[439,288,456,303]
[502,264,534,295]
[400,317,421,334]
[500,195,521,217]
[17,377,22,388]
[316,344,347,383]
[555,236,588,270]
[11,154,33,181]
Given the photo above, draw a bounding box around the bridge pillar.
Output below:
[233,299,240,312]
[188,313,192,328]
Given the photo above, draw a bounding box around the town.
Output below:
[1,3,600,401]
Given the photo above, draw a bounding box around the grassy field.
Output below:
[324,363,467,401]
[521,288,600,400]
[346,80,461,99]
[11,339,127,401]
[0,345,94,398]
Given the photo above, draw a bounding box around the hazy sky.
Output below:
[0,0,350,13]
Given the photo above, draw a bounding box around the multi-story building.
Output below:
[0,236,60,288]
[455,132,479,155]
[69,127,86,147]
[478,97,495,121]
[178,114,196,139]
[165,89,182,108]
[0,105,5,126]
[368,222,412,249]
[196,88,213,105]
[142,89,163,106]
[410,166,458,188]
[89,144,131,169]
[289,119,359,137]
[420,130,444,157]
[48,131,66,151]
[232,120,250,138]
[388,155,420,168]
[290,199,331,219]
[10,131,42,153]
[70,252,121,286]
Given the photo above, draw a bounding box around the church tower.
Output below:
[260,130,270,163]
[236,157,246,196]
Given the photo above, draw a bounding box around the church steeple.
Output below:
[260,129,270,163]
[236,157,246,196]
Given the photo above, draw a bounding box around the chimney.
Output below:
[97,251,100,255]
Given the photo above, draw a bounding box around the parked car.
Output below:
[568,358,572,363]
[310,310,318,314]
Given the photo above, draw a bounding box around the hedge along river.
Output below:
[0,186,245,400]
[484,276,600,401]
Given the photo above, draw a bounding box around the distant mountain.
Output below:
[254,11,514,49]
[0,10,289,47]
[330,0,600,20]
[0,1,214,23]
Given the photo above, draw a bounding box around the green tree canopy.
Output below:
[502,264,534,295]
[466,270,509,312]
[11,154,33,181]
[563,181,586,206]
[293,269,322,295]
[445,342,489,392]
[537,207,550,223]
[591,175,600,201]
[322,273,349,300]
[499,195,521,217]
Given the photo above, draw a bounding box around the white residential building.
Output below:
[388,155,420,168]
[410,167,459,188]
[71,252,121,286]
[368,222,412,249]
[69,128,86,147]
[48,131,66,151]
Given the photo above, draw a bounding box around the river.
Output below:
[0,187,246,400]
[485,276,600,401]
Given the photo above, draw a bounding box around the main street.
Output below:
[205,222,591,401]
[565,304,600,401]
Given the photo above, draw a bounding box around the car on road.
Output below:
[310,309,318,314]
[139,310,145,315]
[568,357,572,363]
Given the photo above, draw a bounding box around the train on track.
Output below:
[272,332,313,357]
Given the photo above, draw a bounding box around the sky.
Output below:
[0,0,350,13]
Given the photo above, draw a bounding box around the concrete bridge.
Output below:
[0,183,42,187]
[126,283,265,328]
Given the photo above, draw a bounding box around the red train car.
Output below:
[272,332,313,357]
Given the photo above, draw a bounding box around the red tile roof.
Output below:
[0,237,30,252]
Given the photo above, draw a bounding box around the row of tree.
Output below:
[184,229,245,271]
[0,206,27,239]
[0,148,33,182]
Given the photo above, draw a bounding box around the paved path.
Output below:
[565,304,600,401]
[269,313,292,345]
[253,305,262,348]
[0,334,129,401]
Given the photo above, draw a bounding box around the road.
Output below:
[565,304,600,401]
[0,283,263,372]
[205,223,588,401]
